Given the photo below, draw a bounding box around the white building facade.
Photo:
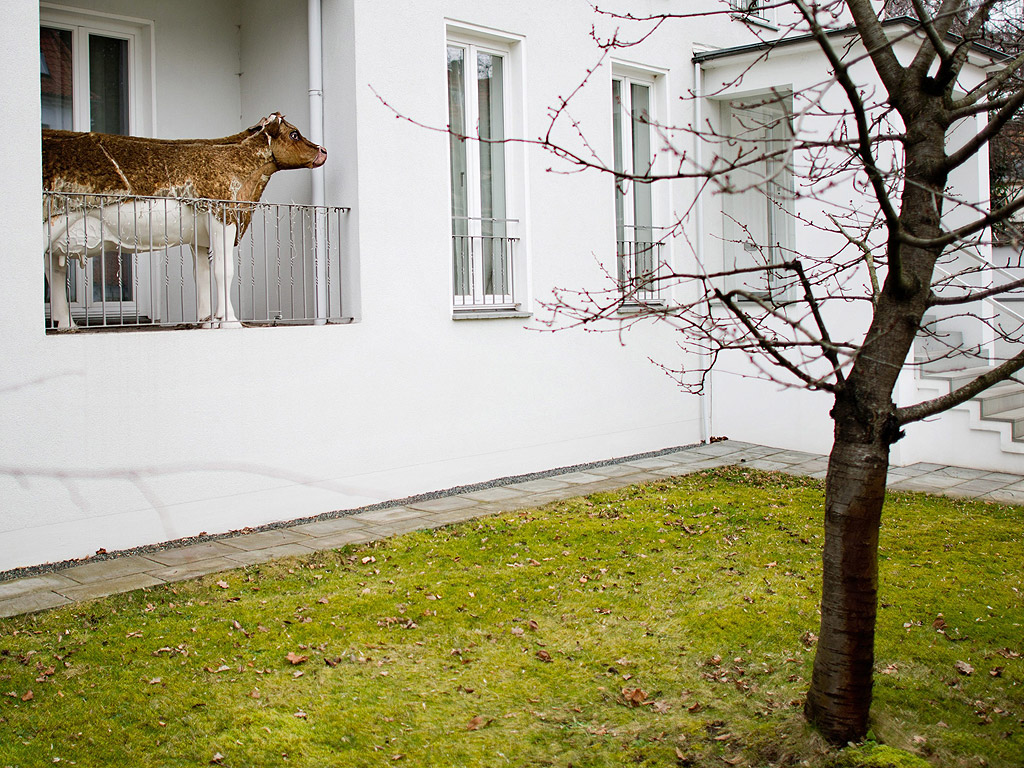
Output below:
[0,0,1016,573]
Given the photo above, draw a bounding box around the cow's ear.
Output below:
[262,113,284,137]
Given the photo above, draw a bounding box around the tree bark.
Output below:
[804,391,892,742]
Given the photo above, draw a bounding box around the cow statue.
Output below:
[42,113,327,328]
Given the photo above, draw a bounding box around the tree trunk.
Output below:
[804,395,892,742]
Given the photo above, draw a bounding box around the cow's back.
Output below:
[42,130,268,201]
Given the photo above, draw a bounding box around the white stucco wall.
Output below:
[5,1,1009,573]
[4,0,775,572]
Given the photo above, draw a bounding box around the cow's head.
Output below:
[250,113,327,169]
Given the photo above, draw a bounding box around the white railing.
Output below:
[452,217,519,310]
[43,192,349,329]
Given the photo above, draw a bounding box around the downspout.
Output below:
[693,58,713,444]
[309,0,327,322]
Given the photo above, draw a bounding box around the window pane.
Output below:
[447,46,470,295]
[630,83,654,280]
[89,34,129,134]
[477,52,508,296]
[630,83,653,242]
[92,252,133,303]
[40,27,73,130]
[612,80,626,244]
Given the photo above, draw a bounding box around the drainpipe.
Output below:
[308,0,327,323]
[693,58,713,444]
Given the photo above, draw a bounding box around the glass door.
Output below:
[41,22,148,325]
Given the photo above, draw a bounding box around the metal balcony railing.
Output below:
[452,217,519,310]
[43,192,349,329]
[617,235,666,303]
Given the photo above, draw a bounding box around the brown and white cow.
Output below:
[43,113,327,328]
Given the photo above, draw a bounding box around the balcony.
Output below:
[451,217,520,312]
[43,192,349,330]
[617,230,666,304]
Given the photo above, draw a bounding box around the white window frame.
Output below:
[446,22,528,317]
[729,0,777,27]
[40,4,154,135]
[41,4,155,325]
[611,62,669,306]
[719,92,796,301]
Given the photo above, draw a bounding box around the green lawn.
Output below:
[1,468,1021,767]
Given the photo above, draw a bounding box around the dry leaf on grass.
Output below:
[466,715,492,731]
[621,687,648,707]
[286,652,309,665]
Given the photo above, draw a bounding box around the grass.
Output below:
[0,467,1021,767]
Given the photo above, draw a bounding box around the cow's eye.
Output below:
[289,131,299,140]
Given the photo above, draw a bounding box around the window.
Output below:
[40,7,153,325]
[730,0,769,21]
[446,27,524,313]
[612,70,663,303]
[720,95,795,299]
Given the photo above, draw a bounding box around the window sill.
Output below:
[452,307,532,321]
[617,299,668,315]
[730,12,778,31]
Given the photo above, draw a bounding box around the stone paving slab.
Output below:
[0,590,72,618]
[405,496,481,513]
[223,542,318,567]
[55,572,166,602]
[220,529,311,552]
[301,529,378,551]
[352,507,424,524]
[461,487,531,502]
[587,464,647,478]
[290,517,368,536]
[507,478,572,492]
[146,557,241,583]
[557,471,611,484]
[143,541,243,568]
[1,440,1021,619]
[61,555,165,584]
[0,572,81,600]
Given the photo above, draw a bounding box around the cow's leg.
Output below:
[195,244,213,324]
[208,216,239,327]
[45,253,76,329]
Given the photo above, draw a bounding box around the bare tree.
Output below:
[530,0,1024,744]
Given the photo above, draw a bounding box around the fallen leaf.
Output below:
[536,650,552,663]
[466,715,492,731]
[293,710,307,719]
[209,753,224,765]
[21,689,33,702]
[286,652,309,665]
[955,660,974,676]
[216,580,229,590]
[527,620,539,631]
[621,687,648,707]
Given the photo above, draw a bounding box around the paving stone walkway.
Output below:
[2,440,1021,619]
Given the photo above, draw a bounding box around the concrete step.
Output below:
[981,405,1024,441]
[979,381,1024,418]
[923,365,1003,391]
[921,365,1024,444]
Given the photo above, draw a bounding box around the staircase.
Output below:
[920,366,1024,452]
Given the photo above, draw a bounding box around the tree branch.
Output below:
[896,351,1024,425]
